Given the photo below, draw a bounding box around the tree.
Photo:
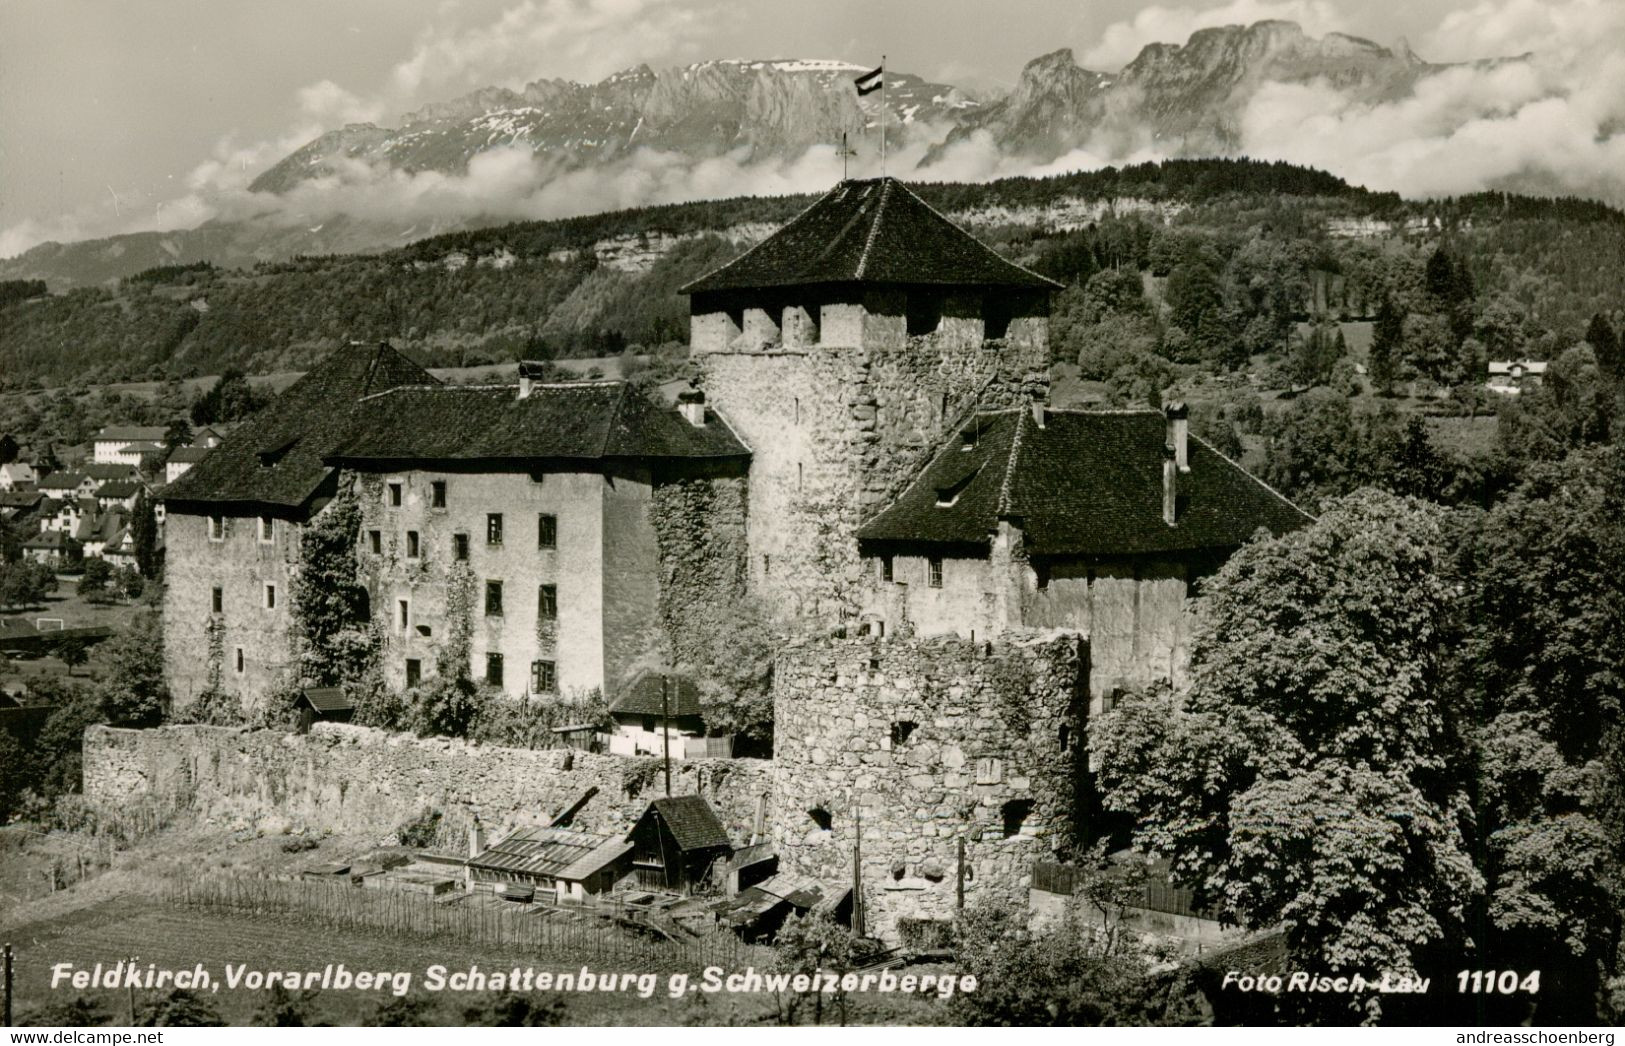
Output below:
[0,560,56,610]
[251,985,323,1027]
[95,610,167,726]
[364,994,441,1026]
[137,990,225,1027]
[130,490,159,578]
[77,558,114,603]
[289,490,375,687]
[1586,313,1622,379]
[162,417,192,451]
[1092,491,1480,1017]
[772,910,883,1025]
[189,368,266,426]
[459,994,566,1027]
[0,728,30,824]
[17,996,112,1027]
[54,635,90,675]
[1368,298,1404,395]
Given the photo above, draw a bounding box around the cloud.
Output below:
[1079,0,1350,70]
[389,0,726,107]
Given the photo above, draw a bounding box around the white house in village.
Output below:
[92,426,169,465]
[1487,359,1548,395]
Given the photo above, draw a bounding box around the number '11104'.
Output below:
[1457,970,1540,993]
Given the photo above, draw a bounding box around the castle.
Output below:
[160,177,1308,937]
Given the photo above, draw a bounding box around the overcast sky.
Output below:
[0,0,1570,250]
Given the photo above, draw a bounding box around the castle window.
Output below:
[486,513,503,546]
[485,652,504,687]
[984,293,1014,340]
[793,398,800,425]
[398,600,409,630]
[405,658,422,687]
[264,583,277,610]
[763,553,771,576]
[928,556,944,588]
[797,462,803,490]
[531,659,556,693]
[1035,562,1050,591]
[538,584,557,620]
[406,531,420,559]
[1059,724,1071,752]
[368,530,381,555]
[485,580,504,617]
[211,586,223,614]
[890,720,917,746]
[388,482,402,507]
[879,555,894,583]
[1000,799,1033,838]
[234,647,244,675]
[538,513,556,549]
[808,807,833,832]
[906,291,944,337]
[453,533,469,561]
[259,516,273,543]
[976,756,1003,785]
[431,481,447,509]
[208,515,224,541]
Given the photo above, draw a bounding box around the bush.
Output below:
[396,808,443,848]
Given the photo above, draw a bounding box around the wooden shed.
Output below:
[626,796,732,894]
[466,826,633,903]
[296,687,355,733]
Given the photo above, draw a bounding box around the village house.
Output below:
[94,480,142,512]
[37,471,96,500]
[92,425,168,465]
[1486,359,1548,395]
[22,530,78,566]
[606,669,717,758]
[164,445,212,484]
[74,508,129,560]
[0,462,36,492]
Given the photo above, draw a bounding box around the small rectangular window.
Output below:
[368,529,381,555]
[259,516,273,543]
[405,658,422,688]
[485,579,503,617]
[406,531,420,559]
[537,513,556,549]
[531,659,556,693]
[928,556,943,589]
[453,533,469,561]
[538,584,557,620]
[485,652,504,687]
[880,555,894,583]
[208,515,224,541]
[388,482,403,507]
[234,647,244,674]
[398,600,409,629]
[487,513,503,546]
[431,481,446,508]
[211,586,223,614]
[264,583,277,609]
[763,553,771,576]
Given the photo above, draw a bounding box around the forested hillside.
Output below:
[3,159,1619,390]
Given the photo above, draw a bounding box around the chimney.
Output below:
[1029,396,1046,429]
[1163,445,1179,526]
[1165,401,1189,472]
[517,360,544,400]
[468,816,485,859]
[678,389,707,427]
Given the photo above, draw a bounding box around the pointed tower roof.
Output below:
[680,177,1061,294]
[163,343,437,512]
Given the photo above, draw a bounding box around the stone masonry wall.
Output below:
[770,631,1086,941]
[163,510,303,714]
[83,723,771,849]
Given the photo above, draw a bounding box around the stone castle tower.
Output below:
[680,177,1060,622]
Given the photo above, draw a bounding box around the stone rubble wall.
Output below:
[82,723,771,849]
[769,630,1086,941]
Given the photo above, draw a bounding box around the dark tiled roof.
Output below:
[96,481,141,499]
[858,409,1312,556]
[611,669,703,718]
[644,796,731,853]
[162,343,436,511]
[681,177,1060,294]
[0,491,43,509]
[81,464,137,483]
[323,382,748,466]
[38,473,86,491]
[166,446,212,463]
[300,687,353,713]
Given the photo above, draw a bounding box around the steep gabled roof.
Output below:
[641,796,731,853]
[858,408,1312,556]
[611,669,703,718]
[322,382,748,466]
[162,343,436,512]
[680,177,1060,294]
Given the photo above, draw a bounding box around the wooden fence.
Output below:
[162,876,755,972]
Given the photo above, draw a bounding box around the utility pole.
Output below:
[3,942,13,1028]
[127,955,137,1025]
[956,837,966,911]
[661,674,672,798]
[852,805,865,938]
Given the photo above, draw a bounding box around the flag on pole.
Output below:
[853,64,883,96]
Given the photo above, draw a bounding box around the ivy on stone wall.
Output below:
[289,479,377,688]
[204,615,225,695]
[439,562,475,680]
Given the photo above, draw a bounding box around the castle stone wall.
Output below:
[770,631,1086,941]
[83,723,771,848]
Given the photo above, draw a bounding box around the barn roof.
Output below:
[468,826,630,882]
[643,796,731,853]
[858,408,1311,556]
[299,687,353,713]
[680,177,1060,294]
[322,382,747,466]
[610,670,703,719]
[162,343,436,512]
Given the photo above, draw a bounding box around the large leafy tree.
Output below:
[1093,491,1480,1016]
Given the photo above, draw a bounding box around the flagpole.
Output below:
[880,53,887,178]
